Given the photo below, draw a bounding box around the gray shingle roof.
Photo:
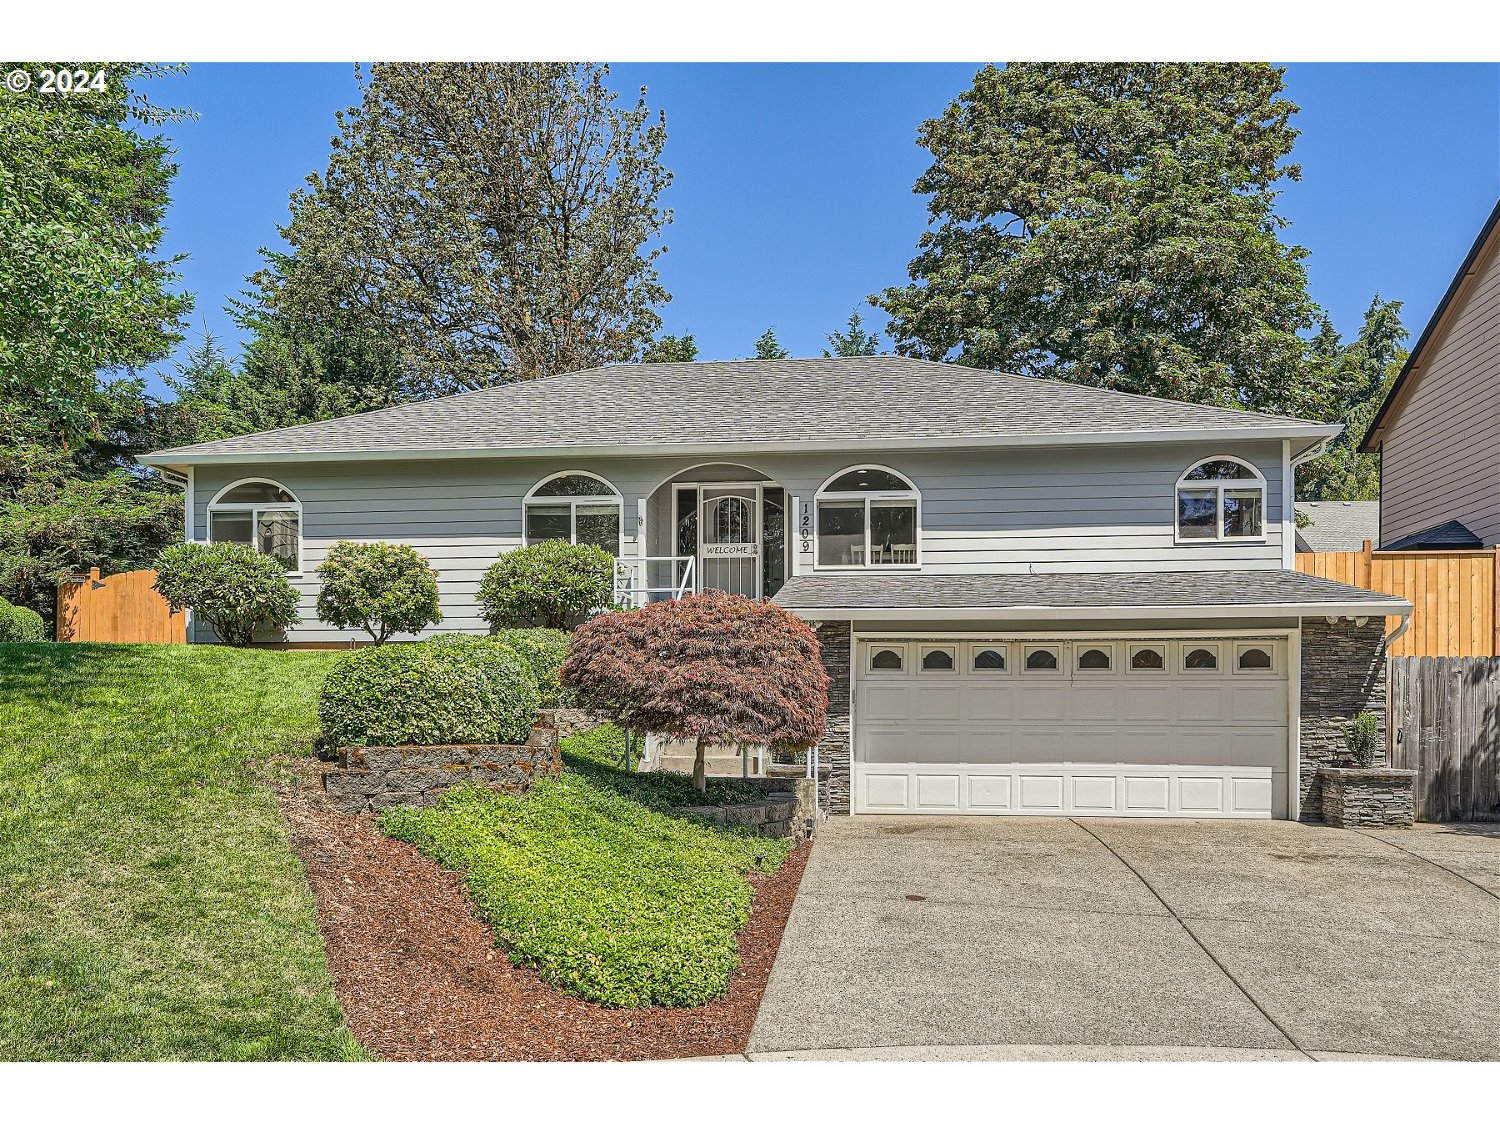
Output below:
[1294,501,1381,553]
[1383,519,1484,551]
[773,569,1409,613]
[142,357,1335,463]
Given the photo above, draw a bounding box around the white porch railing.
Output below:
[613,555,696,609]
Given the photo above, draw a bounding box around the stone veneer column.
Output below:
[814,620,852,815]
[1298,618,1388,820]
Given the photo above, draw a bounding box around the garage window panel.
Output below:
[867,644,906,673]
[970,645,1009,673]
[1235,643,1276,673]
[1183,644,1221,672]
[919,646,956,673]
[1075,644,1114,673]
[1023,646,1061,673]
[1128,644,1167,672]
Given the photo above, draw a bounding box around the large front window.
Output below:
[208,479,301,571]
[1175,458,1266,541]
[815,466,919,567]
[524,472,622,555]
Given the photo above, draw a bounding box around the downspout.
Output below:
[1385,610,1413,649]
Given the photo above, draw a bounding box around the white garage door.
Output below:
[853,637,1290,818]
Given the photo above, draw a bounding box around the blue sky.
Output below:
[144,62,1499,396]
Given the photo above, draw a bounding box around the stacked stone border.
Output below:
[323,711,564,815]
[1299,619,1388,821]
[670,778,821,841]
[1319,767,1416,828]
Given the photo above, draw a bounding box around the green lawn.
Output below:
[383,724,792,1008]
[0,643,364,1060]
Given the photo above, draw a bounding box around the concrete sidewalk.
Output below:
[747,818,1500,1062]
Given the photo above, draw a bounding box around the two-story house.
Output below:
[139,357,1410,823]
[1362,199,1500,550]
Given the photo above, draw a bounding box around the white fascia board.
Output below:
[786,600,1412,622]
[134,423,1344,468]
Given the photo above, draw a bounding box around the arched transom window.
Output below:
[208,479,302,571]
[1175,457,1266,541]
[524,472,623,556]
[815,466,920,568]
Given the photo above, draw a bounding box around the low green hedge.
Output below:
[319,639,539,748]
[0,599,47,643]
[382,725,790,1008]
[491,628,569,706]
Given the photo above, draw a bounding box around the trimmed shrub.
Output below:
[0,598,47,642]
[1344,710,1381,768]
[320,639,539,748]
[562,590,829,792]
[314,540,442,643]
[153,542,300,646]
[493,628,570,705]
[477,540,614,630]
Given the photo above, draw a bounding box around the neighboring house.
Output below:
[1294,500,1380,553]
[140,357,1409,823]
[1362,199,1500,551]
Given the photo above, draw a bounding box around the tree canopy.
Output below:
[878,62,1327,417]
[753,327,790,359]
[642,333,699,363]
[255,63,673,396]
[0,62,193,438]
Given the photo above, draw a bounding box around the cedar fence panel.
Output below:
[1296,544,1498,657]
[1389,656,1500,822]
[55,568,186,644]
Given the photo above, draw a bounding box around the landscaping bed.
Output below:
[281,765,810,1060]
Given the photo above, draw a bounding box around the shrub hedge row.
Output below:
[0,598,47,643]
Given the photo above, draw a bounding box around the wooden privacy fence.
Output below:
[56,568,185,644]
[1389,657,1500,822]
[1296,543,1499,657]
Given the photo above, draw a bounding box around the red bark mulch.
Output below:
[274,764,811,1061]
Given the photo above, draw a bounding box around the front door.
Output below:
[698,486,761,597]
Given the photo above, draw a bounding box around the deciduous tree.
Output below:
[642,334,699,363]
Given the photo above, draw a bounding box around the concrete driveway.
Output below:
[748,817,1500,1061]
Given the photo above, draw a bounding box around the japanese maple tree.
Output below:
[561,591,829,793]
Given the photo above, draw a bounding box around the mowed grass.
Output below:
[0,643,365,1060]
[383,725,792,1009]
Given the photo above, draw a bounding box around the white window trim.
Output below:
[1174,455,1268,544]
[207,477,303,574]
[1074,642,1116,674]
[1127,643,1169,674]
[918,645,958,674]
[866,643,908,674]
[1181,643,1222,673]
[523,470,624,556]
[969,643,1011,674]
[1234,641,1279,675]
[1022,645,1063,674]
[813,464,922,571]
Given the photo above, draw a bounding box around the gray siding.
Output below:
[189,440,1289,643]
[1381,235,1500,548]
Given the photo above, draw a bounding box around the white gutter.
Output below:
[785,600,1412,623]
[135,423,1343,469]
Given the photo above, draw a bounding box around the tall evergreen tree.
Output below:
[753,328,790,360]
[823,310,881,357]
[879,63,1328,417]
[256,63,672,396]
[1297,296,1408,502]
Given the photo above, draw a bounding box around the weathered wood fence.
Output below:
[1296,543,1498,657]
[1389,656,1500,821]
[55,568,185,644]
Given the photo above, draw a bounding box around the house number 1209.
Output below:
[799,502,813,555]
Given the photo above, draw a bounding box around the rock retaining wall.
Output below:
[1319,767,1416,828]
[323,714,563,815]
[670,778,821,841]
[1299,619,1388,821]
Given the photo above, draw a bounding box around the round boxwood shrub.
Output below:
[492,628,570,705]
[315,540,442,643]
[153,541,300,646]
[477,540,614,630]
[320,638,540,748]
[0,598,47,642]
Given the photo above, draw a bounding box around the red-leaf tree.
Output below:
[561,591,830,793]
